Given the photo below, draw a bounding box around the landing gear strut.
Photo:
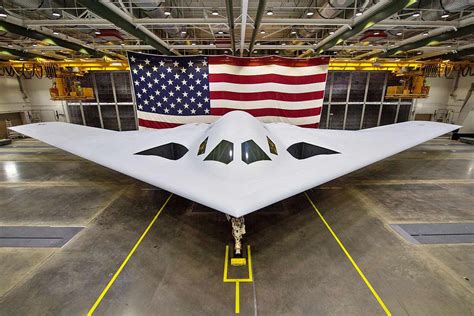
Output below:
[227,215,246,256]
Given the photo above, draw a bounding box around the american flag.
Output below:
[128,52,329,129]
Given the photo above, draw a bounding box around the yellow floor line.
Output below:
[87,193,173,316]
[304,192,392,316]
[235,282,240,314]
[223,245,253,314]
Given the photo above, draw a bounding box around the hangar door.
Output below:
[320,71,413,130]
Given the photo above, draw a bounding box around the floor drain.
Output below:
[390,223,474,244]
[0,226,83,248]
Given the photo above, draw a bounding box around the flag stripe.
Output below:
[210,99,322,110]
[138,119,181,129]
[211,107,321,118]
[210,90,324,102]
[208,73,327,85]
[138,111,320,126]
[209,55,330,67]
[210,82,326,93]
[209,64,328,76]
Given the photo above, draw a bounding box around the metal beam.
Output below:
[248,0,268,57]
[24,17,461,28]
[381,21,474,57]
[240,0,249,56]
[0,46,58,60]
[0,20,105,58]
[225,0,236,54]
[77,0,173,55]
[313,0,417,55]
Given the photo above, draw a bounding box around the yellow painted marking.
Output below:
[304,192,392,316]
[223,245,253,314]
[231,258,247,266]
[235,282,240,314]
[87,193,173,316]
[223,245,253,283]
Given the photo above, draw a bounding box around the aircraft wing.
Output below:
[10,120,459,218]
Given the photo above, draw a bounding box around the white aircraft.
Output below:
[11,111,459,255]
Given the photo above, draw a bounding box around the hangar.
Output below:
[0,0,473,315]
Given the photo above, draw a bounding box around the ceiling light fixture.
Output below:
[291,30,297,34]
[417,51,422,54]
[217,30,224,34]
[266,9,273,16]
[329,31,334,35]
[396,31,403,36]
[441,12,449,18]
[181,30,187,34]
[306,10,314,16]
[52,9,62,18]
[53,31,59,35]
[422,32,429,36]
[275,50,279,53]
[32,44,37,47]
[256,42,261,45]
[212,9,219,16]
[260,30,265,34]
[0,6,8,18]
[373,31,380,35]
[164,9,171,16]
[355,10,363,17]
[281,43,286,46]
[121,43,125,46]
[412,11,420,17]
[95,30,101,35]
[191,42,196,46]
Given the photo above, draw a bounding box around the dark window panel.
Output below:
[118,105,136,131]
[397,103,411,123]
[95,73,114,103]
[331,72,350,102]
[345,104,363,130]
[205,140,234,164]
[380,103,397,126]
[68,105,83,125]
[362,104,381,129]
[113,72,133,103]
[241,140,271,164]
[328,104,345,129]
[320,104,328,129]
[349,72,368,102]
[366,72,386,102]
[100,105,119,130]
[82,104,101,128]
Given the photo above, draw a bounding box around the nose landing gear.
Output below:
[227,215,246,256]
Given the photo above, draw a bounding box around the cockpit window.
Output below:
[241,140,271,164]
[267,137,278,155]
[204,140,234,164]
[197,137,208,155]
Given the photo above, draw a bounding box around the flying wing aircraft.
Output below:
[11,111,460,254]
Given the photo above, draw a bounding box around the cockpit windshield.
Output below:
[204,140,234,164]
[241,140,271,164]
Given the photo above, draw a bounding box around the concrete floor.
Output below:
[0,137,473,315]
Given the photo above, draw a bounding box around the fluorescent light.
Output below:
[164,10,171,16]
[212,10,219,16]
[306,11,314,16]
[275,50,279,53]
[281,43,286,46]
[441,12,449,18]
[181,30,186,34]
[53,31,59,35]
[266,9,273,16]
[32,44,37,47]
[191,42,196,45]
[217,30,224,34]
[253,50,257,53]
[291,30,297,34]
[0,6,7,18]
[120,43,125,46]
[355,11,363,17]
[373,31,380,35]
[260,30,265,34]
[51,10,63,18]
[256,42,261,45]
[417,51,422,54]
[95,30,101,35]
[412,11,420,17]
[422,32,428,36]
[396,31,403,35]
[329,31,334,35]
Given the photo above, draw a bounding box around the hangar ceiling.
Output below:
[0,0,473,61]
